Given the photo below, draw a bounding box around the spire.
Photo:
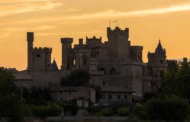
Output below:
[156,39,164,52]
[51,59,59,71]
[155,39,166,57]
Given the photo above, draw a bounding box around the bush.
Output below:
[102,108,112,116]
[146,95,190,121]
[93,112,102,117]
[118,107,130,116]
[108,100,131,114]
[31,103,63,119]
[55,101,78,116]
[133,104,148,119]
[133,95,190,121]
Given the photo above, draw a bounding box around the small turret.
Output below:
[27,32,34,70]
[61,38,73,70]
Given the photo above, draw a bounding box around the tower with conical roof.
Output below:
[146,39,168,92]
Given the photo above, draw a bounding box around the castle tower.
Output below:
[27,32,34,70]
[107,27,130,58]
[61,38,73,70]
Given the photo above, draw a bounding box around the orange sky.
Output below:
[0,0,190,70]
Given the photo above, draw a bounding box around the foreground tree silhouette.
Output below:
[159,60,190,100]
[0,93,23,122]
[60,69,91,86]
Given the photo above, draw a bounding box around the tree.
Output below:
[60,69,91,86]
[0,93,24,122]
[159,60,190,100]
[0,68,20,96]
[89,84,102,102]
[23,86,53,105]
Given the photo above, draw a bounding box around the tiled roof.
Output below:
[101,85,135,93]
[14,74,33,80]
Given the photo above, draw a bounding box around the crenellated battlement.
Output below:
[31,47,52,53]
[86,36,102,41]
[61,38,73,43]
[107,27,129,38]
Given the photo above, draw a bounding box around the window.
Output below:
[37,54,40,57]
[100,68,106,75]
[108,95,112,99]
[84,59,87,65]
[48,64,49,67]
[117,95,121,99]
[101,95,105,99]
[110,68,116,75]
[124,95,128,99]
[60,91,62,94]
[103,81,106,85]
[72,59,76,65]
[160,60,163,64]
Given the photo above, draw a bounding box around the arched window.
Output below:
[100,68,106,75]
[110,68,116,75]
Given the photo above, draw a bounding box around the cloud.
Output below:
[0,1,63,17]
[73,31,102,34]
[35,32,67,36]
[3,25,56,31]
[65,8,81,12]
[3,3,190,25]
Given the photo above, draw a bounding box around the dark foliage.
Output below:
[60,69,91,87]
[0,93,24,122]
[89,84,102,102]
[0,68,20,96]
[23,86,53,105]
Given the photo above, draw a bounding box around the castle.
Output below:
[15,26,168,102]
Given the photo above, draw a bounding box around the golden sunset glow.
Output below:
[1,0,190,70]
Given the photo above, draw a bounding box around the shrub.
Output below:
[47,103,63,116]
[93,112,102,117]
[133,95,190,121]
[102,108,112,116]
[31,103,63,119]
[146,95,190,121]
[118,107,130,116]
[133,104,148,119]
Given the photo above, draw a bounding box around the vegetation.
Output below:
[23,86,53,105]
[60,68,91,87]
[89,84,102,102]
[118,107,130,116]
[0,68,20,96]
[101,108,113,116]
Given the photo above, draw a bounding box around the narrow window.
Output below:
[124,95,128,99]
[117,95,121,99]
[84,59,87,65]
[37,54,40,57]
[108,95,112,99]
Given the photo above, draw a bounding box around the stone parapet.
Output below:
[31,47,52,53]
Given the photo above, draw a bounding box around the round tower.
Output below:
[27,32,34,70]
[61,38,73,70]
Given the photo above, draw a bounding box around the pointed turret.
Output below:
[155,39,166,57]
[51,59,59,71]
